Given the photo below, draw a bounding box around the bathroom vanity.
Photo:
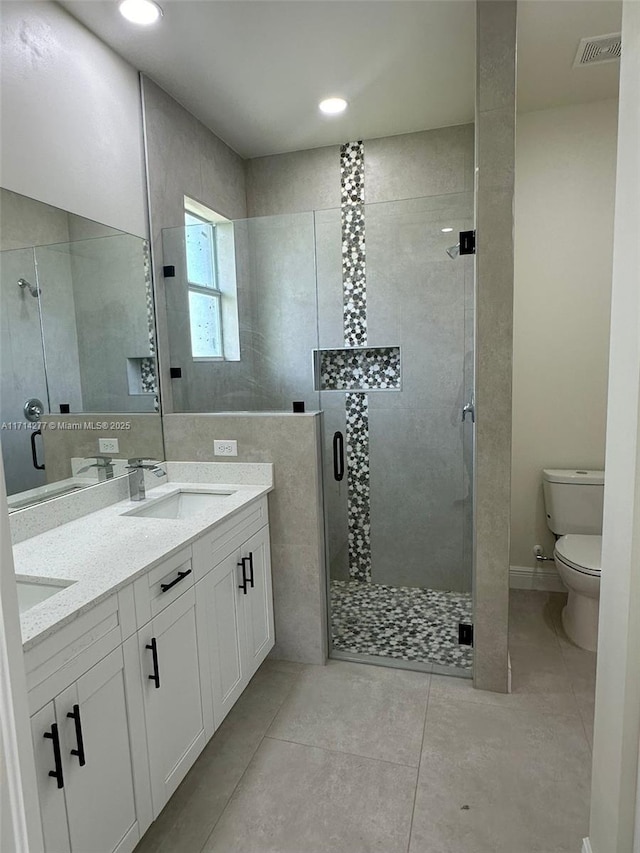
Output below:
[13,463,274,853]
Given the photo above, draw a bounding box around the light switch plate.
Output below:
[98,438,119,453]
[214,440,237,456]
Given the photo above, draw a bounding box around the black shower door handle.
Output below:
[333,431,345,482]
[31,429,45,470]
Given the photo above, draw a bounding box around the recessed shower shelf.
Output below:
[312,346,401,392]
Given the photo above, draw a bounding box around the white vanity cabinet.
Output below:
[28,591,149,853]
[241,526,275,676]
[25,491,275,850]
[137,585,210,817]
[195,508,274,728]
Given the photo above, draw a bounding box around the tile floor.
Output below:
[134,590,596,853]
[330,579,474,669]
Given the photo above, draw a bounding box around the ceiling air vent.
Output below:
[573,33,621,67]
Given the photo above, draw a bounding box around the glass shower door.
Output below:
[0,248,49,495]
[317,194,475,675]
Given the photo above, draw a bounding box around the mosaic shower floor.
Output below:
[330,580,473,670]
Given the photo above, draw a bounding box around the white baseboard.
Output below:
[582,838,592,853]
[510,565,565,592]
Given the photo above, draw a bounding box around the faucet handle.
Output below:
[127,458,161,471]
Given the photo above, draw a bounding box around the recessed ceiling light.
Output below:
[319,97,348,116]
[441,227,454,233]
[118,0,163,25]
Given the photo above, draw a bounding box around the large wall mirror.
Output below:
[0,187,164,510]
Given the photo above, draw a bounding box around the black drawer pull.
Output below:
[238,558,249,595]
[146,637,160,688]
[43,723,64,788]
[160,568,192,593]
[247,551,255,588]
[66,704,86,767]
[333,431,344,482]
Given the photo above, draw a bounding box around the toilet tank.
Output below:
[542,469,605,535]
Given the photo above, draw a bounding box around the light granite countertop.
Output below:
[14,463,273,651]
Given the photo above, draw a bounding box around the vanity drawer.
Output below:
[133,547,194,627]
[191,497,268,581]
[25,594,126,714]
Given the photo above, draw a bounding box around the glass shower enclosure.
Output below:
[161,193,474,676]
[316,194,474,675]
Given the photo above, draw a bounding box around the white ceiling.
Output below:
[59,0,621,160]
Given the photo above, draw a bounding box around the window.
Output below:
[183,199,240,362]
[185,209,223,359]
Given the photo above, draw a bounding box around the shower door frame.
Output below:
[318,193,476,678]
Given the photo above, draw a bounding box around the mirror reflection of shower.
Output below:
[446,243,460,259]
[18,277,40,297]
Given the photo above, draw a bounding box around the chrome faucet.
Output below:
[126,458,164,501]
[77,455,116,481]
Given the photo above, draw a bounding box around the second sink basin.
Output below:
[123,489,235,520]
[16,577,75,614]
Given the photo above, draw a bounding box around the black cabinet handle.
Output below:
[31,429,45,470]
[160,568,192,593]
[333,431,344,482]
[146,638,160,688]
[238,558,249,595]
[43,723,64,789]
[247,551,255,589]
[66,704,86,767]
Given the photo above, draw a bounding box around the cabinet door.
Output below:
[199,549,248,729]
[57,648,140,853]
[30,702,71,853]
[241,526,275,679]
[140,587,208,817]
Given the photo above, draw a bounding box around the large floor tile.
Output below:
[267,660,430,766]
[509,590,565,649]
[409,699,592,853]
[134,664,300,853]
[430,642,580,717]
[560,645,597,747]
[262,657,307,675]
[202,737,417,853]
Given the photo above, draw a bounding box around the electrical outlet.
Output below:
[98,438,119,454]
[214,440,237,456]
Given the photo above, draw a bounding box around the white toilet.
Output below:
[542,469,604,652]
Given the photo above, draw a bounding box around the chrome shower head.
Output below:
[446,244,460,260]
[18,278,40,297]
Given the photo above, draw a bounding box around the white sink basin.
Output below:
[16,577,75,614]
[123,489,235,520]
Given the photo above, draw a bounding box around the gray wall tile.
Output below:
[245,146,341,217]
[365,125,474,204]
[162,413,327,665]
[141,76,248,414]
[473,0,516,693]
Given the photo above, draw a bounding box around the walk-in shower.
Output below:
[161,187,475,678]
[317,191,475,676]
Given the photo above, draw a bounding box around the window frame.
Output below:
[184,208,224,362]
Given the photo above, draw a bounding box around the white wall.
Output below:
[511,99,618,571]
[588,3,640,850]
[0,1,147,237]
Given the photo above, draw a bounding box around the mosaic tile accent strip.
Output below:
[315,347,401,391]
[139,357,156,393]
[346,392,371,582]
[331,580,473,669]
[142,239,160,411]
[340,141,367,347]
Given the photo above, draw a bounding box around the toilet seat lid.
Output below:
[555,534,602,575]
